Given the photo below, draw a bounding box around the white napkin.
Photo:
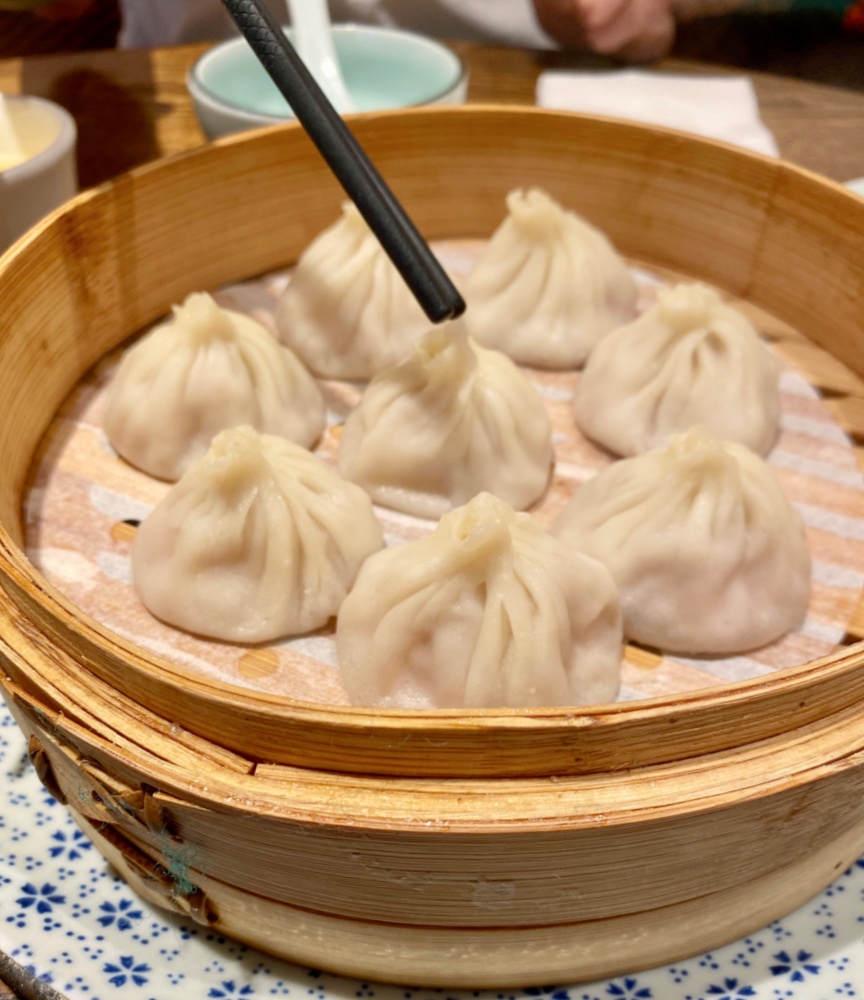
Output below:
[536,70,779,157]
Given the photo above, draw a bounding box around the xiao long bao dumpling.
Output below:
[461,187,638,369]
[573,283,781,458]
[553,427,811,655]
[104,292,325,481]
[132,426,383,643]
[337,492,622,709]
[338,322,554,518]
[275,202,431,379]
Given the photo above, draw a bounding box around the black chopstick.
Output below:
[219,0,466,324]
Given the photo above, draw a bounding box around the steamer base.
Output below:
[77,808,864,989]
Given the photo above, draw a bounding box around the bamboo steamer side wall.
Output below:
[753,172,864,376]
[72,810,864,989]
[1,108,863,778]
[7,620,864,931]
[7,678,864,987]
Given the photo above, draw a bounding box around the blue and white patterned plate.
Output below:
[2,699,864,1000]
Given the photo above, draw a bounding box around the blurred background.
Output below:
[0,0,861,90]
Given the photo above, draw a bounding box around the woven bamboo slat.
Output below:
[1,108,864,984]
[73,810,864,989]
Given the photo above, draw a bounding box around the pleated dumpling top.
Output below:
[462,187,637,369]
[338,322,553,518]
[275,202,431,380]
[105,292,325,481]
[133,426,383,643]
[554,428,810,654]
[573,283,780,457]
[337,492,622,709]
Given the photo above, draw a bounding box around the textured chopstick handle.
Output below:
[220,0,466,323]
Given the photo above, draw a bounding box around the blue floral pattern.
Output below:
[48,828,91,861]
[97,899,144,931]
[209,981,256,997]
[103,956,151,988]
[704,978,756,997]
[769,951,821,983]
[2,698,864,1000]
[15,882,65,914]
[606,979,652,997]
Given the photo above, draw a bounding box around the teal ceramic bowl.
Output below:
[187,24,468,139]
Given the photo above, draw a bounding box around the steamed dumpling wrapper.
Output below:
[133,426,383,643]
[461,188,638,369]
[337,322,554,518]
[275,202,431,379]
[553,427,810,655]
[104,292,325,481]
[337,492,622,709]
[573,283,780,457]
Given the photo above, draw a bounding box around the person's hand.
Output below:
[533,0,676,60]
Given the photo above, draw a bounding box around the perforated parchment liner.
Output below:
[23,241,864,706]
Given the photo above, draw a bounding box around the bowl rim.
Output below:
[0,94,77,180]
[186,23,468,123]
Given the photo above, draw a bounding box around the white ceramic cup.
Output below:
[0,96,78,253]
[187,24,468,140]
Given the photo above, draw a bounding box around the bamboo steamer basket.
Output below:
[2,107,864,988]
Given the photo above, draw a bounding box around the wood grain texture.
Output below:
[71,807,864,988]
[6,675,864,985]
[2,43,864,188]
[1,107,864,985]
[0,109,863,778]
[23,693,864,926]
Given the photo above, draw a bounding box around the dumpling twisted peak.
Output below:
[104,291,325,481]
[403,321,477,394]
[337,322,553,518]
[505,187,572,239]
[660,425,744,494]
[462,187,637,369]
[554,427,810,654]
[655,283,729,336]
[275,201,431,379]
[170,291,236,344]
[132,425,383,643]
[337,492,622,709]
[573,282,780,457]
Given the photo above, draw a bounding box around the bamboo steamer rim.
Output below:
[1,105,863,778]
[3,560,859,720]
[7,646,864,834]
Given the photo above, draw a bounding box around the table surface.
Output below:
[1,41,864,189]
[1,36,863,1000]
